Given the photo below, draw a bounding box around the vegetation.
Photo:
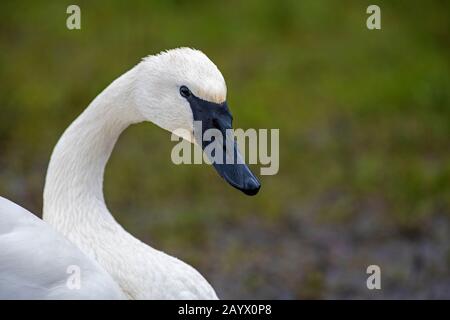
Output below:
[0,0,449,298]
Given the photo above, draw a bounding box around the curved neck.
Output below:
[43,67,141,229]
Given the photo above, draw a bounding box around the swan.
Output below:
[0,48,260,299]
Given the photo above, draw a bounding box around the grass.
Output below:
[0,0,449,298]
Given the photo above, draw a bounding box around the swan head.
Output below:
[134,48,260,196]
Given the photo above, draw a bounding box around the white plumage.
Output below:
[0,197,124,299]
[0,48,226,299]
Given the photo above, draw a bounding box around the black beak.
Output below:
[186,93,261,196]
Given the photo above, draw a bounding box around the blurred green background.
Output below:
[0,0,449,298]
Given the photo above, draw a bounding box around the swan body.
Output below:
[0,48,260,299]
[0,197,124,299]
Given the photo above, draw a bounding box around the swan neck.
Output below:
[43,68,140,226]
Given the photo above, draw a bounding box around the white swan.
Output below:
[0,48,260,299]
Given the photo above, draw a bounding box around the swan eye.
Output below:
[179,86,191,98]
